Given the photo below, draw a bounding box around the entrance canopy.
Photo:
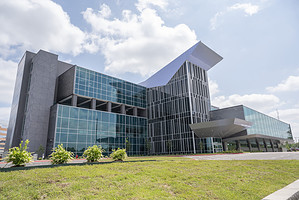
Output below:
[189,118,252,138]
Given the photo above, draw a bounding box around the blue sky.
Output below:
[0,0,298,139]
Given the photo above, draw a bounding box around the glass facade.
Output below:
[50,58,293,156]
[243,106,293,139]
[51,66,148,156]
[74,67,146,108]
[54,104,147,156]
[147,61,213,154]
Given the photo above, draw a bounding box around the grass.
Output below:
[0,156,298,200]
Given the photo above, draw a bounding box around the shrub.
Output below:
[110,148,127,161]
[221,150,244,154]
[83,145,104,162]
[49,144,74,164]
[5,139,33,167]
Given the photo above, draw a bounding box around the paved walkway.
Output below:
[185,152,299,160]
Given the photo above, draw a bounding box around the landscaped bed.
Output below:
[0,156,298,199]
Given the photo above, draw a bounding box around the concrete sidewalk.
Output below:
[185,152,299,160]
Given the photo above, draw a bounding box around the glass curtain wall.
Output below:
[186,61,212,153]
[74,67,146,108]
[147,61,213,154]
[54,105,147,156]
[243,106,293,139]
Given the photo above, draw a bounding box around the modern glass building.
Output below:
[146,62,213,154]
[47,66,147,156]
[190,105,293,152]
[5,41,293,156]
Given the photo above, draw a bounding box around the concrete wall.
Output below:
[56,66,75,101]
[5,51,35,150]
[7,50,73,154]
[46,104,58,156]
[210,105,245,121]
[22,50,59,153]
[57,61,74,76]
[210,105,247,137]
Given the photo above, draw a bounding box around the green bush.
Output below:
[49,144,74,164]
[110,148,127,161]
[5,139,33,167]
[83,145,104,162]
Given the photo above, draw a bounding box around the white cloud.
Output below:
[212,93,281,113]
[135,0,169,11]
[98,4,112,18]
[0,58,18,104]
[268,108,299,139]
[83,2,197,77]
[266,76,299,92]
[229,3,259,16]
[210,3,260,30]
[208,80,219,97]
[0,0,87,57]
[0,107,11,125]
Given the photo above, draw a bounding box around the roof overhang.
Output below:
[189,118,252,138]
[139,41,223,88]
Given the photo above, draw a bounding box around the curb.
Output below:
[262,179,299,200]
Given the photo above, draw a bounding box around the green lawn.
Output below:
[0,156,298,200]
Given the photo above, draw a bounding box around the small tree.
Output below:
[83,145,104,162]
[125,138,131,152]
[5,139,33,167]
[284,141,291,151]
[166,140,172,153]
[49,144,74,164]
[145,139,151,155]
[199,141,204,153]
[36,145,45,159]
[110,148,127,161]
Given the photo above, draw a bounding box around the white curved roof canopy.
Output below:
[139,41,223,88]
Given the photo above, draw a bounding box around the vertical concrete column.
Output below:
[270,139,275,152]
[71,94,77,107]
[133,107,137,116]
[107,102,111,112]
[236,140,241,151]
[256,138,261,151]
[263,139,268,152]
[91,99,96,110]
[121,104,126,114]
[247,139,252,152]
[222,141,228,151]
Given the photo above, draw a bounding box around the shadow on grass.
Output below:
[0,160,160,172]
